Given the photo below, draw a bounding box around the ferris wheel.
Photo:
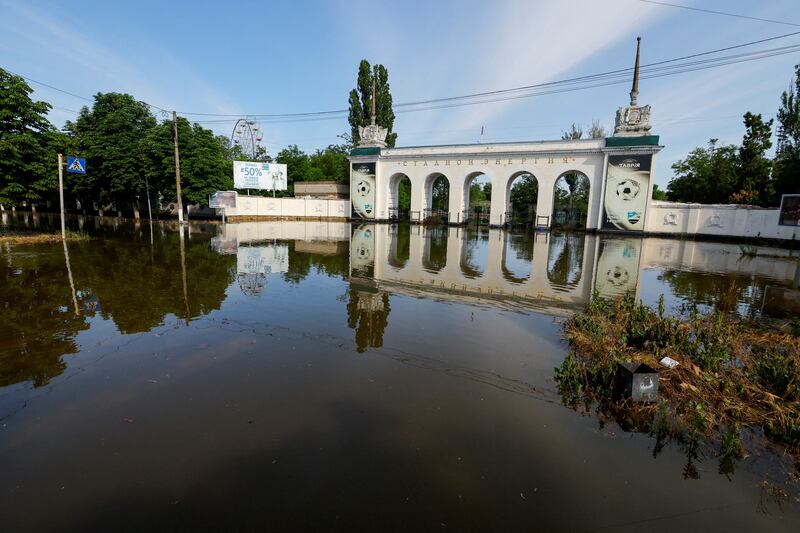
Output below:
[231,118,264,160]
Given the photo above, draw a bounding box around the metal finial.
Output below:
[630,36,641,106]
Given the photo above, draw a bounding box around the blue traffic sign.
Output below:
[67,156,86,174]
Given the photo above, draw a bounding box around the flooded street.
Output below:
[1,215,799,531]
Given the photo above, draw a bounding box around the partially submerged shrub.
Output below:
[557,292,800,465]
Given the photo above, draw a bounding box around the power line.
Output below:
[3,68,171,114]
[176,30,800,118]
[637,0,800,28]
[188,42,800,124]
[5,31,800,125]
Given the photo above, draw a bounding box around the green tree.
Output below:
[667,139,738,203]
[469,182,486,203]
[774,64,800,201]
[562,124,583,140]
[652,184,668,200]
[141,117,232,208]
[0,68,62,208]
[275,144,308,197]
[588,119,606,139]
[735,112,773,205]
[181,123,232,205]
[307,144,350,183]
[431,176,449,210]
[67,93,157,212]
[483,182,492,201]
[510,174,538,218]
[348,60,397,147]
[398,178,411,210]
[561,120,605,141]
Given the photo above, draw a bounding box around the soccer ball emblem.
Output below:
[356,180,371,197]
[615,179,640,201]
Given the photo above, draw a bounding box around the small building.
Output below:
[294,181,349,199]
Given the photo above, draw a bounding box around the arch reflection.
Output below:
[546,233,586,292]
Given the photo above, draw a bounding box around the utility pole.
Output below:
[172,111,184,224]
[57,153,66,241]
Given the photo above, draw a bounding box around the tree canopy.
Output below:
[0,66,351,215]
[665,62,799,207]
[0,69,65,207]
[348,60,397,147]
[774,65,800,201]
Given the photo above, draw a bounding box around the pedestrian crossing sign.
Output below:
[67,156,86,174]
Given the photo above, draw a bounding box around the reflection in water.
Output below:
[347,285,391,353]
[0,230,235,388]
[388,224,410,269]
[546,232,585,291]
[362,223,799,319]
[502,232,535,284]
[422,226,447,272]
[595,237,642,299]
[460,229,485,279]
[2,216,800,530]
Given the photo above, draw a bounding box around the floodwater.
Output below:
[1,213,799,531]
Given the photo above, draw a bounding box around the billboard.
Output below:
[237,244,289,275]
[233,161,288,191]
[351,162,376,218]
[602,154,652,231]
[209,191,237,209]
[779,194,800,226]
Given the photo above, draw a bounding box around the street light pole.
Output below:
[57,153,66,241]
[172,111,184,225]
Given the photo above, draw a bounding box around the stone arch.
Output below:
[547,232,586,292]
[552,170,591,229]
[388,172,412,220]
[505,171,539,226]
[462,171,492,224]
[424,172,451,223]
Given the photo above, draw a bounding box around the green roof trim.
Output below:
[605,135,660,147]
[350,147,382,156]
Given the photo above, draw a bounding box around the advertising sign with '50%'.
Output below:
[233,161,288,191]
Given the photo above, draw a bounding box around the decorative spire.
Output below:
[613,36,652,137]
[630,36,641,106]
[357,76,389,148]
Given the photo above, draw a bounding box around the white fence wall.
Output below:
[644,201,799,242]
[223,196,350,220]
[219,220,350,243]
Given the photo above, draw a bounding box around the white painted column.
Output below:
[536,177,555,228]
[410,173,425,222]
[593,153,610,230]
[448,175,467,224]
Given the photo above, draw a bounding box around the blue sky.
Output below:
[2,0,799,188]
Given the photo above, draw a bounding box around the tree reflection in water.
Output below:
[502,233,535,284]
[0,233,236,388]
[547,232,585,291]
[422,227,447,272]
[460,229,484,279]
[388,224,410,269]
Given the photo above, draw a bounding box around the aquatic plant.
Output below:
[556,292,800,467]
